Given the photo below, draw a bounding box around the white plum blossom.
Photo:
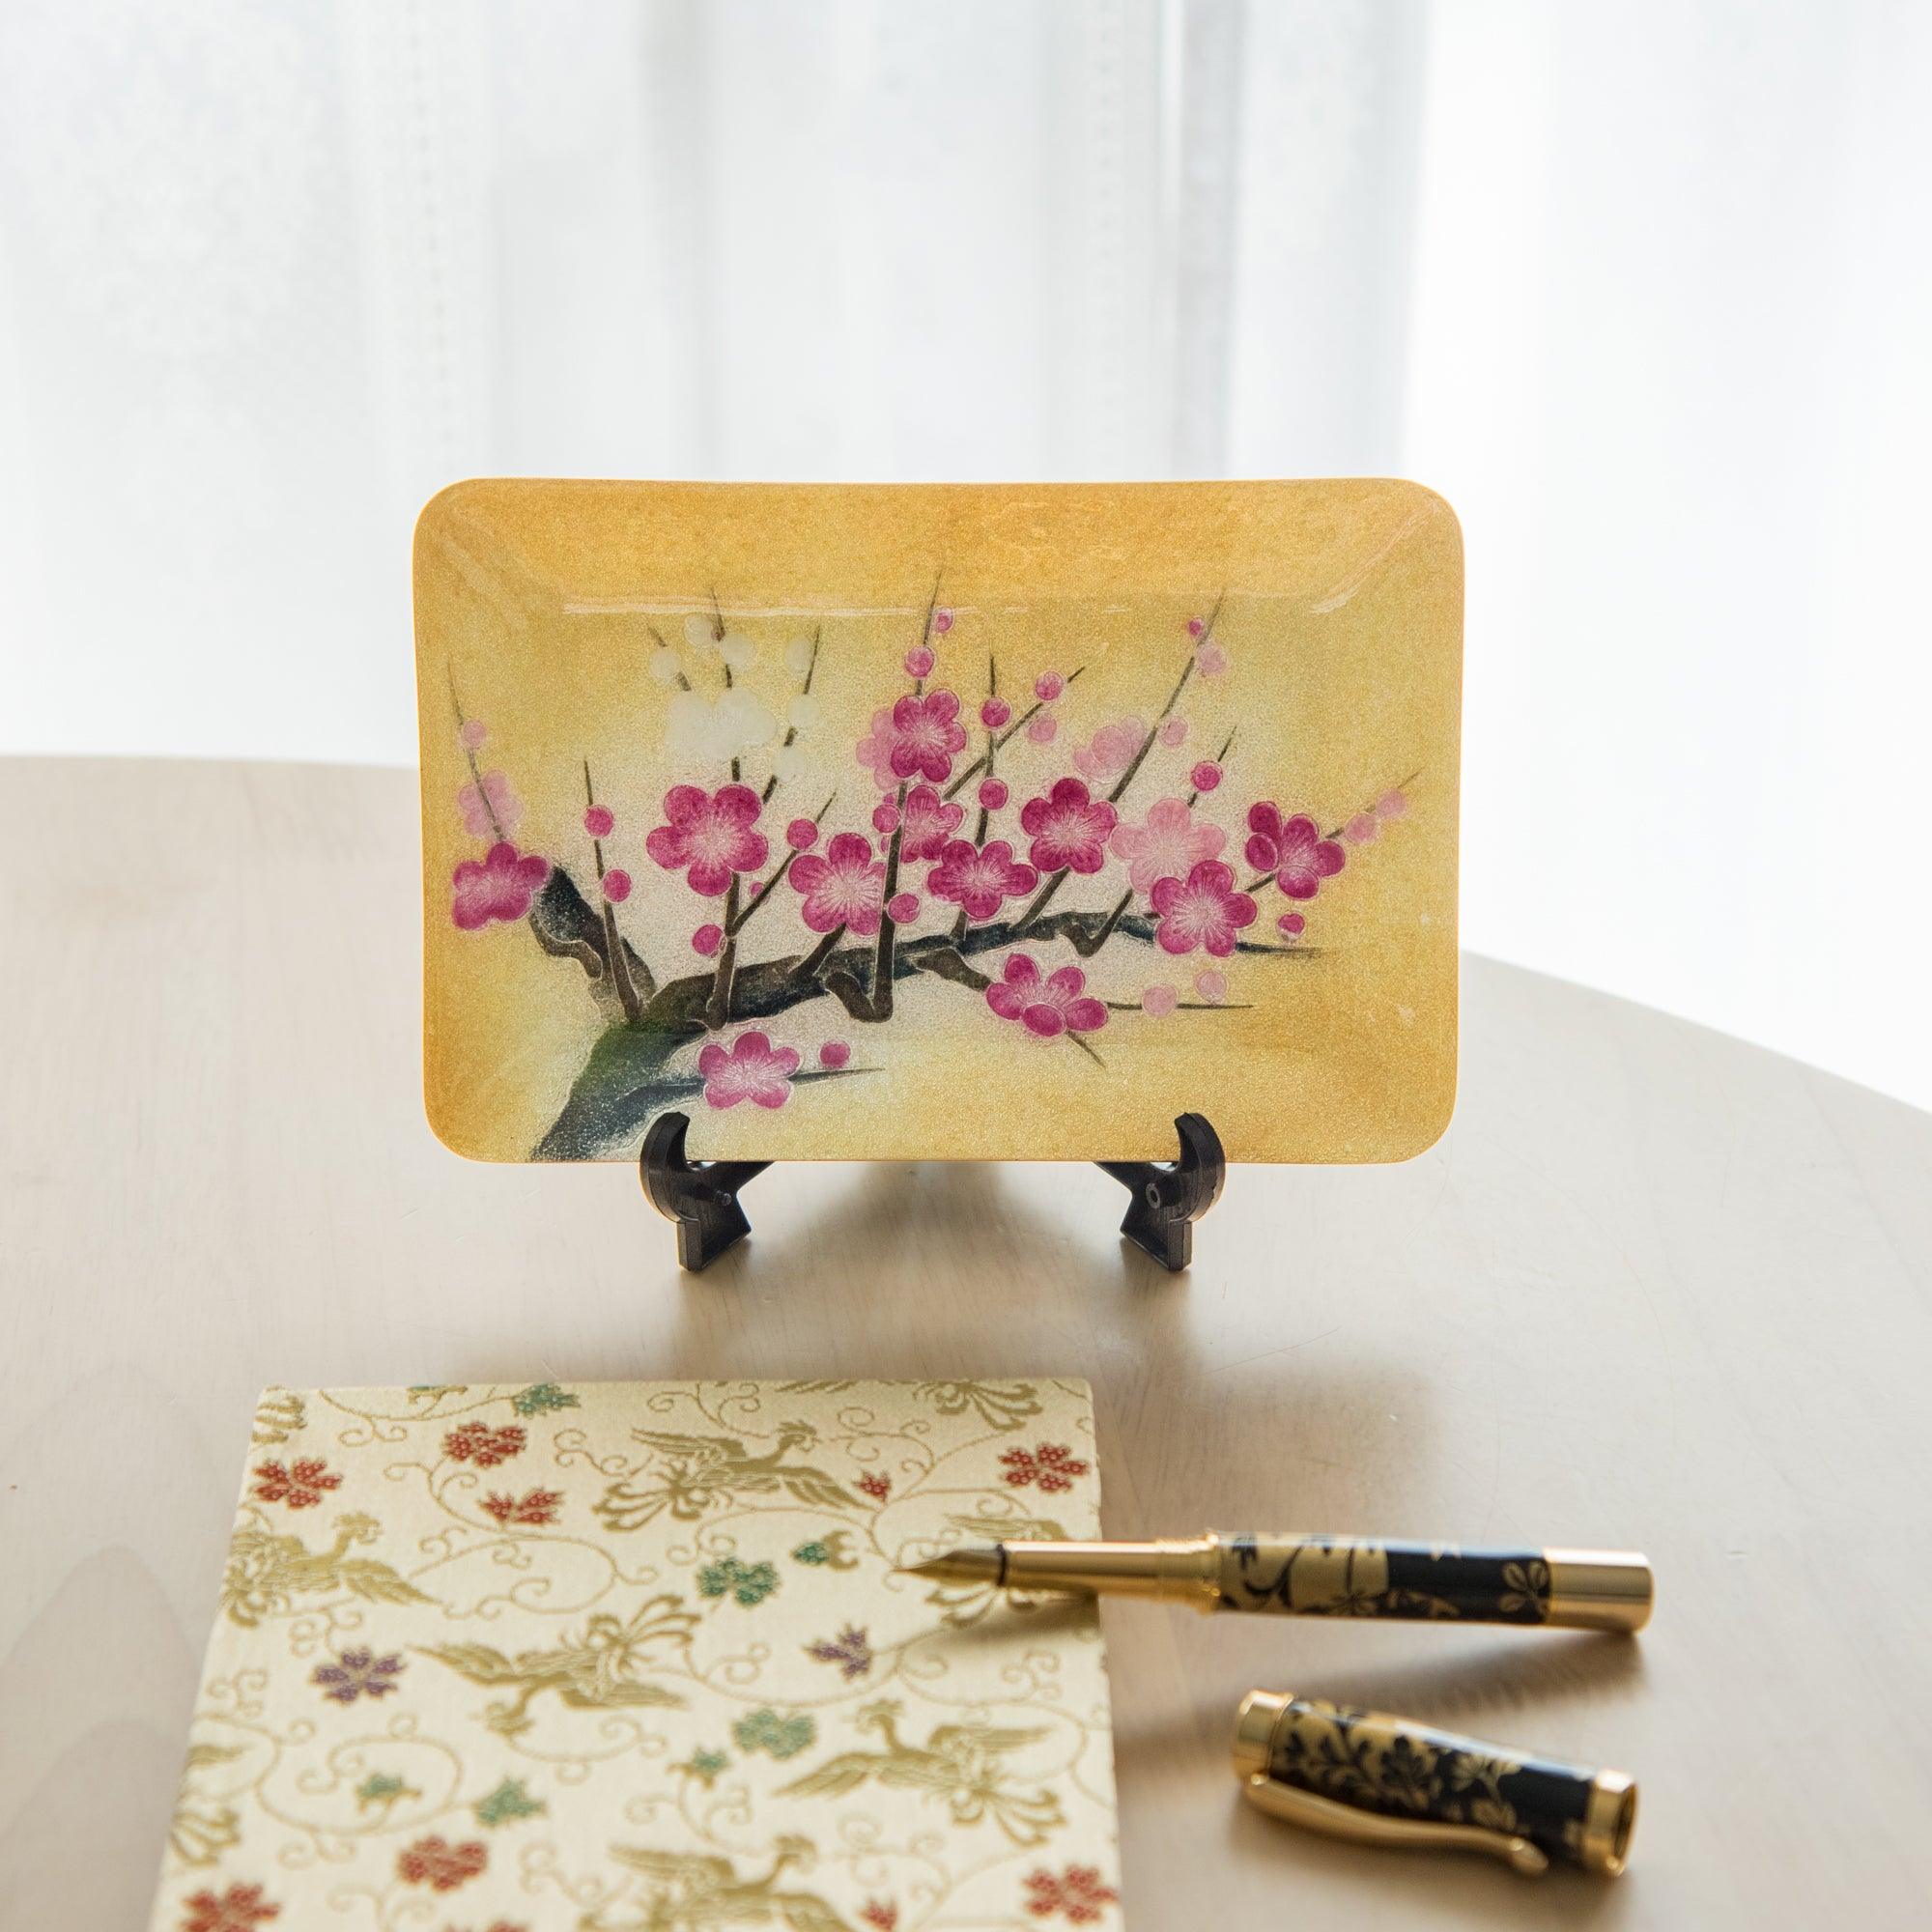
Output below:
[667,686,779,761]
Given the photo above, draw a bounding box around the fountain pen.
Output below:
[904,1533,1652,1632]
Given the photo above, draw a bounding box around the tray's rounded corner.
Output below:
[412,476,501,565]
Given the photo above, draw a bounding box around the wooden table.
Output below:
[4,756,1929,1929]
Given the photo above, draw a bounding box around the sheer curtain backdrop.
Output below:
[2,0,1928,1108]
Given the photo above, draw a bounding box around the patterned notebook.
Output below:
[152,1380,1120,1932]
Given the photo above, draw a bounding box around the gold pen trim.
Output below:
[1238,1774,1550,1874]
[1545,1549,1654,1634]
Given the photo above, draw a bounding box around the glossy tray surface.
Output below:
[414,479,1461,1163]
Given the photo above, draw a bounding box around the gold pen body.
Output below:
[908,1533,1651,1633]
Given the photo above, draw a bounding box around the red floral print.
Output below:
[645,782,769,895]
[857,1471,892,1502]
[252,1458,342,1510]
[985,955,1108,1039]
[926,838,1039,922]
[1000,1443,1091,1494]
[397,1835,487,1891]
[1245,804,1345,900]
[1020,778,1119,875]
[896,781,966,862]
[181,1883,280,1931]
[451,841,550,930]
[789,831,887,936]
[482,1488,561,1526]
[443,1423,526,1467]
[697,1030,801,1109]
[1024,1865,1119,1923]
[861,1904,899,1930]
[1149,860,1259,957]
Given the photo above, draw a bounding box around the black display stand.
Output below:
[640,1110,1226,1274]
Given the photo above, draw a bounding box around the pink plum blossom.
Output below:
[1190,760,1222,792]
[645,783,769,896]
[1345,811,1378,843]
[820,1040,851,1068]
[887,891,921,923]
[932,608,953,634]
[1025,713,1058,745]
[698,1031,800,1110]
[871,799,899,835]
[979,777,1009,810]
[1185,616,1206,640]
[583,804,614,838]
[1158,717,1189,748]
[786,818,819,851]
[1246,805,1346,900]
[693,923,723,955]
[1143,983,1179,1017]
[858,690,968,786]
[1035,671,1065,701]
[985,954,1108,1038]
[1109,798,1226,895]
[1377,789,1408,819]
[1150,860,1258,956]
[905,644,935,679]
[980,696,1011,729]
[789,832,887,936]
[926,838,1039,922]
[1020,778,1119,875]
[1195,641,1229,677]
[458,719,489,752]
[457,769,523,838]
[602,868,632,902]
[1071,717,1147,784]
[1277,911,1306,939]
[897,782,964,862]
[450,842,550,930]
[1195,969,1228,1003]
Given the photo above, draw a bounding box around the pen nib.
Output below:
[900,1544,1005,1586]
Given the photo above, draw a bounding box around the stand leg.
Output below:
[1095,1112,1227,1271]
[639,1113,771,1272]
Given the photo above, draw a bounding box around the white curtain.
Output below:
[3,0,1928,1108]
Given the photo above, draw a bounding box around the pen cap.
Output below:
[1233,1690,1636,1877]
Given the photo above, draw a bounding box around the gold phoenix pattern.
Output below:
[149,1380,1121,1932]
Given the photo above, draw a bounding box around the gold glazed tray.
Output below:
[413,480,1461,1164]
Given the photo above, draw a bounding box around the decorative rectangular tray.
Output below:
[414,480,1460,1163]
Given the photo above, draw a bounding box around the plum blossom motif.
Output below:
[457,770,523,837]
[397,1835,487,1892]
[1108,797,1226,895]
[451,842,550,930]
[985,955,1109,1038]
[856,1472,892,1502]
[666,685,778,762]
[646,784,769,896]
[181,1884,280,1932]
[896,782,965,862]
[312,1647,406,1705]
[698,1031,800,1109]
[1246,804,1346,900]
[789,832,887,936]
[925,838,1039,922]
[857,690,968,787]
[1070,717,1146,784]
[1150,861,1259,957]
[1023,1864,1119,1923]
[1020,779,1119,875]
